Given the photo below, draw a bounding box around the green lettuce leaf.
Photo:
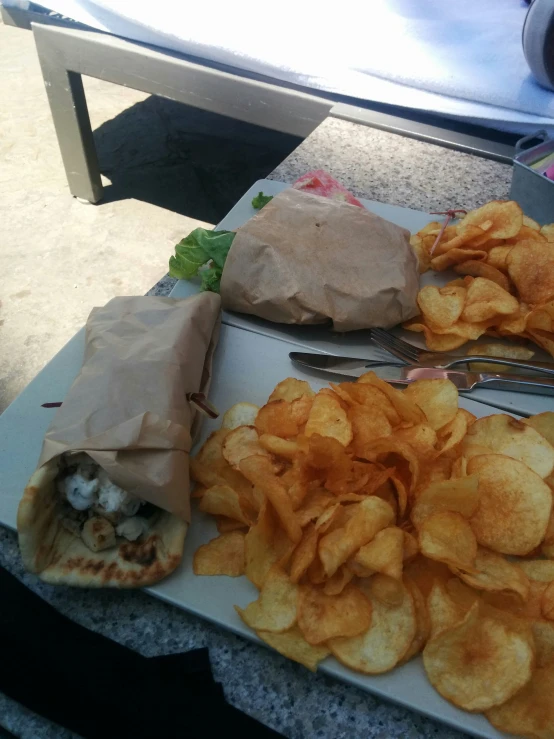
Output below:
[168,228,235,292]
[251,192,273,209]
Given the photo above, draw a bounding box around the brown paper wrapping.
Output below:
[37,293,221,523]
[221,188,419,331]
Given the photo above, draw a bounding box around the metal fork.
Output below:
[370,327,554,377]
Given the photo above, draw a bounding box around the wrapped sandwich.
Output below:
[169,174,419,331]
[17,293,221,587]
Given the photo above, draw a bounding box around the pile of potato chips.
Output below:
[408,200,554,357]
[192,374,554,736]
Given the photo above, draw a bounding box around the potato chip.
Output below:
[198,484,255,526]
[400,578,430,663]
[348,404,392,455]
[435,410,469,456]
[525,412,554,448]
[542,581,554,621]
[359,438,420,495]
[523,215,540,231]
[456,200,523,240]
[468,454,552,555]
[410,234,431,273]
[507,240,554,305]
[295,487,337,528]
[368,572,405,607]
[454,260,512,292]
[411,476,480,529]
[289,524,318,584]
[417,285,466,329]
[329,578,416,673]
[298,583,372,645]
[532,620,554,667]
[357,371,425,425]
[304,392,352,447]
[319,497,395,577]
[394,423,437,458]
[541,223,554,242]
[427,581,466,640]
[194,429,256,495]
[258,433,298,460]
[268,377,314,403]
[454,547,530,602]
[403,320,469,352]
[236,566,298,633]
[518,559,554,582]
[434,225,487,255]
[290,394,313,428]
[335,382,401,425]
[222,426,272,470]
[431,248,487,272]
[486,245,513,273]
[418,511,477,570]
[404,379,458,431]
[463,414,554,479]
[216,516,248,534]
[240,455,302,543]
[193,532,245,577]
[404,555,452,598]
[402,530,419,561]
[487,661,554,737]
[256,626,330,672]
[461,277,519,323]
[221,402,260,429]
[353,527,404,580]
[244,502,288,588]
[323,565,355,595]
[255,400,299,439]
[423,602,534,712]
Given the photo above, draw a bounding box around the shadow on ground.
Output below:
[93,96,302,223]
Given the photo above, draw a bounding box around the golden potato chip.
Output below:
[216,516,248,534]
[525,412,554,447]
[404,555,452,598]
[507,240,554,305]
[435,410,468,456]
[336,382,401,425]
[289,524,318,584]
[456,200,523,240]
[357,371,425,425]
[240,455,302,543]
[526,300,554,357]
[323,564,355,595]
[198,484,255,526]
[518,559,554,582]
[431,248,487,272]
[434,225,487,255]
[411,476,479,529]
[410,234,431,274]
[463,414,554,479]
[222,426,272,470]
[193,532,245,577]
[486,245,513,273]
[258,433,298,460]
[319,497,395,577]
[359,438,420,495]
[268,377,314,403]
[368,572,405,607]
[191,483,207,499]
[255,399,299,439]
[221,402,260,429]
[418,456,454,489]
[190,458,229,491]
[290,394,313,428]
[297,583,372,645]
[348,404,392,455]
[329,578,416,673]
[417,285,466,329]
[394,423,437,458]
[404,379,458,431]
[427,581,466,640]
[403,320,468,352]
[468,454,552,555]
[304,392,352,447]
[542,581,554,621]
[454,260,512,292]
[509,225,547,244]
[523,215,540,231]
[487,661,554,737]
[418,511,477,570]
[256,626,330,672]
[461,277,519,323]
[194,429,256,496]
[454,547,530,602]
[295,487,337,528]
[236,566,298,633]
[423,602,534,712]
[541,223,554,242]
[402,530,419,561]
[244,502,290,588]
[400,578,430,663]
[532,620,554,667]
[353,527,404,580]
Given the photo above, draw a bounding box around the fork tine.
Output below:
[371,328,422,362]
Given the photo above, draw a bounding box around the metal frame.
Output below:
[2,6,515,203]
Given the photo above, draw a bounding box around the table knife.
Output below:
[289,352,554,396]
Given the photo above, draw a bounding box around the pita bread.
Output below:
[18,460,187,588]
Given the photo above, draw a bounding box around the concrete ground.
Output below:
[0,18,300,413]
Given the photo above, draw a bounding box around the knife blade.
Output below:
[289,352,554,396]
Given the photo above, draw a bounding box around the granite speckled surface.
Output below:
[1,117,513,739]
